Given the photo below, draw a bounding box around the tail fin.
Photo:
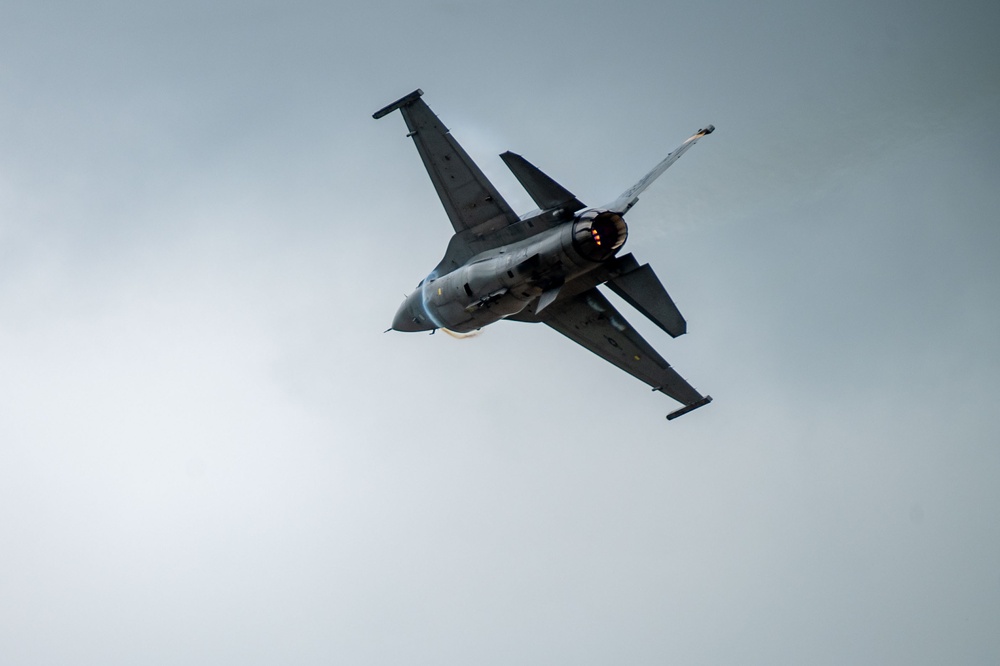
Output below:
[605,125,714,214]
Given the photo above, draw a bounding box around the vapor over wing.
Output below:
[374,89,519,236]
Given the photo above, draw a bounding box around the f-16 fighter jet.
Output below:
[376,89,713,420]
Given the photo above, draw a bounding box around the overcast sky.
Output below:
[2,1,999,664]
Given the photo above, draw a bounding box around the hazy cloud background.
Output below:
[2,1,998,663]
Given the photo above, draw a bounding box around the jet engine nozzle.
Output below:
[571,210,628,262]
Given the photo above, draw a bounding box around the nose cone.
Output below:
[392,292,435,332]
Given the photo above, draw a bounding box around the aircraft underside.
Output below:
[376,89,714,420]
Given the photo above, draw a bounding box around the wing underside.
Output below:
[533,288,711,417]
[374,89,518,236]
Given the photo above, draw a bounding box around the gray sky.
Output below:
[2,1,999,663]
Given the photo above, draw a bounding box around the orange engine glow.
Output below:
[572,210,627,261]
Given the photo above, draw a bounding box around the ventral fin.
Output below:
[536,286,562,313]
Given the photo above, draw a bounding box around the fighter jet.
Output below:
[376,89,713,420]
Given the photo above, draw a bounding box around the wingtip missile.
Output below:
[666,395,713,420]
[373,89,424,120]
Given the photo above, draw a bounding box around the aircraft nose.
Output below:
[391,303,418,331]
[391,293,434,332]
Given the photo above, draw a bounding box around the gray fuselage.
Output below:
[392,210,627,333]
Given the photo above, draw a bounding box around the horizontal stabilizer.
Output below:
[500,152,585,213]
[606,264,687,337]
